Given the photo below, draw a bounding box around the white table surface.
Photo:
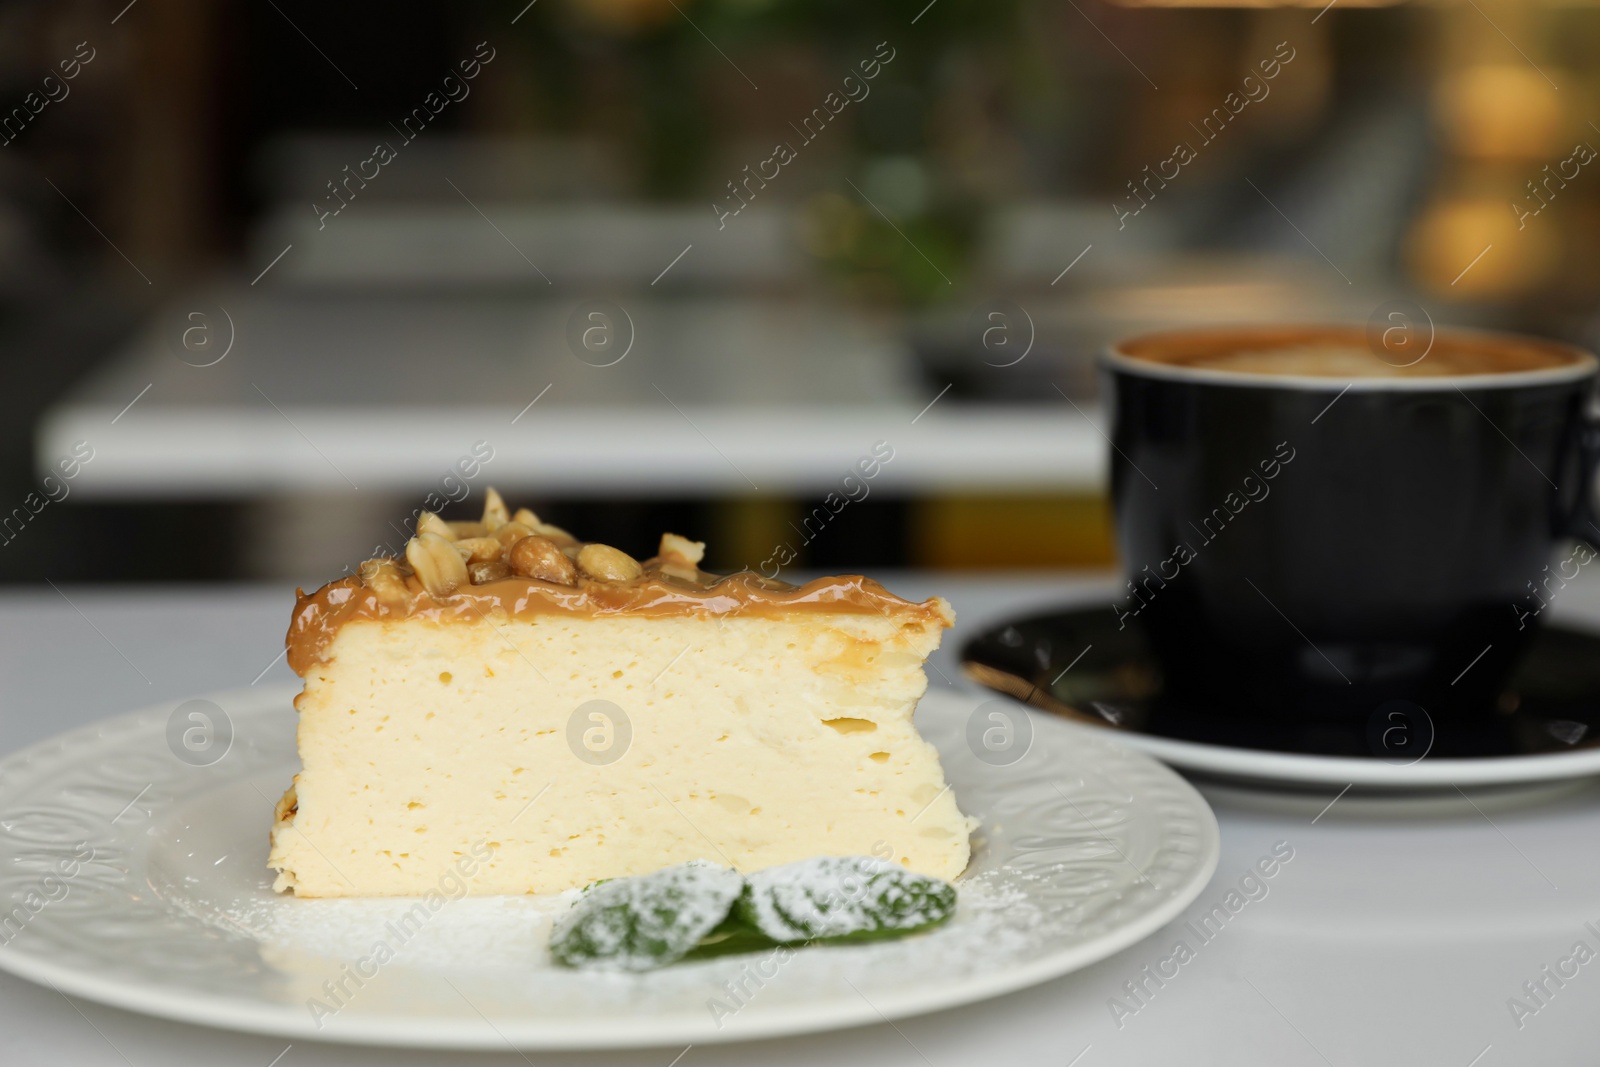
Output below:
[3,572,1598,1066]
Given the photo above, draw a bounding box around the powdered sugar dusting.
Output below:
[550,861,744,971]
[739,856,956,941]
[189,855,1076,1021]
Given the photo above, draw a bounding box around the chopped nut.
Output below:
[578,543,642,582]
[659,533,706,566]
[406,532,469,598]
[358,558,412,606]
[535,521,579,546]
[506,505,577,546]
[469,560,513,584]
[452,537,503,564]
[416,511,456,541]
[482,487,510,531]
[492,521,534,549]
[508,508,579,547]
[448,520,488,539]
[658,532,706,581]
[508,535,579,585]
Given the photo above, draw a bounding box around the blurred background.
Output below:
[4,0,1600,587]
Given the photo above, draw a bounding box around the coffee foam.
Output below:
[1186,345,1464,377]
[1116,328,1589,380]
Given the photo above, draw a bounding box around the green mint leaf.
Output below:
[549,860,742,971]
[736,856,957,943]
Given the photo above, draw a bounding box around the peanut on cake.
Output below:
[269,490,974,898]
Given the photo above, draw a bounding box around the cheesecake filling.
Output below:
[268,490,974,898]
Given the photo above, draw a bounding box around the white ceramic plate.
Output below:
[0,685,1218,1050]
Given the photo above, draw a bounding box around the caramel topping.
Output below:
[284,491,951,676]
[285,567,951,676]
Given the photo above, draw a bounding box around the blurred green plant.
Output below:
[507,0,1026,304]
[799,189,978,306]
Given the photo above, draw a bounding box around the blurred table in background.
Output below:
[32,177,1394,578]
[36,290,1103,499]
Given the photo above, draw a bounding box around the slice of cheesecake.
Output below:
[269,490,974,898]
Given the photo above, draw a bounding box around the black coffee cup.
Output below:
[1103,324,1599,721]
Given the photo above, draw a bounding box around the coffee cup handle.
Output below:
[1574,401,1600,546]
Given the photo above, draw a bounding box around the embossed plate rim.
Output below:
[0,686,1220,1049]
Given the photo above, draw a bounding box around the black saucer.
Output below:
[960,605,1600,761]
